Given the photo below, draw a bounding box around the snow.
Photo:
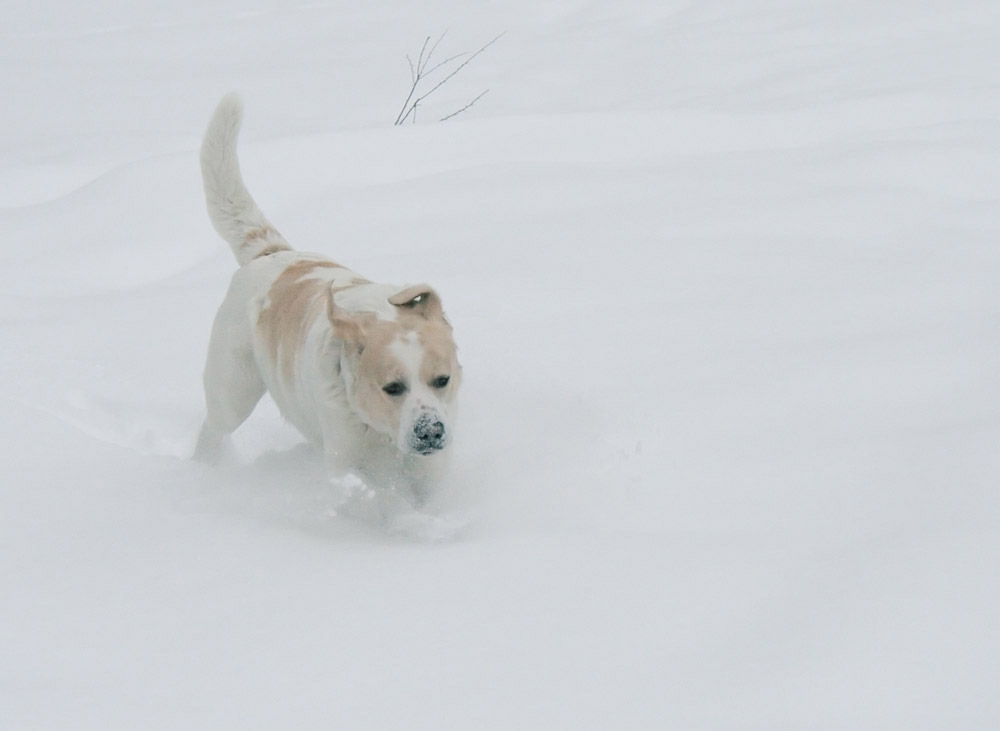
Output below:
[2,0,999,728]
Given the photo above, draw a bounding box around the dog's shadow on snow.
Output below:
[181,441,480,544]
[174,377,606,543]
[46,383,603,543]
[36,389,476,543]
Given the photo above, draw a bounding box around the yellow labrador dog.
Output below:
[195,94,461,499]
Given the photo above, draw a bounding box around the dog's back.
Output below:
[200,93,291,265]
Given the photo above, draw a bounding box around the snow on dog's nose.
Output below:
[411,410,446,454]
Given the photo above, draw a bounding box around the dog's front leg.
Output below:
[321,437,424,528]
[319,419,378,513]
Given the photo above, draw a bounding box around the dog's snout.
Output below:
[412,415,446,453]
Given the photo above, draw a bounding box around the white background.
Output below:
[2,1,999,728]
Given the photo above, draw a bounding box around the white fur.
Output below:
[388,332,446,451]
[199,93,288,265]
[194,94,459,496]
[390,332,423,379]
[333,283,400,321]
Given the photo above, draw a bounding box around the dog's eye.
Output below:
[431,375,450,389]
[382,381,407,396]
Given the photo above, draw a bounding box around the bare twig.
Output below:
[394,31,505,126]
[415,32,503,103]
[425,29,448,70]
[424,51,469,78]
[415,35,431,75]
[395,34,434,125]
[440,89,489,122]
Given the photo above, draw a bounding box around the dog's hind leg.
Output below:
[194,296,265,462]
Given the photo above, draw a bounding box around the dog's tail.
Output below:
[200,93,291,266]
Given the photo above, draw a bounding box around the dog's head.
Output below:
[330,283,461,456]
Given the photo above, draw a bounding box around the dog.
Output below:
[194,94,461,498]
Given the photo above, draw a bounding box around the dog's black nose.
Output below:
[412,416,446,453]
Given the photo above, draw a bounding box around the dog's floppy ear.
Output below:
[328,296,366,345]
[388,284,442,318]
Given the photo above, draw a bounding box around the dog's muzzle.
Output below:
[410,412,447,455]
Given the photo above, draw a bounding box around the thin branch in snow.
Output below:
[394,31,505,126]
[440,89,490,122]
[425,29,448,71]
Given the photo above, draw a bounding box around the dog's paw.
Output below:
[328,471,373,501]
[326,472,382,523]
[193,428,237,466]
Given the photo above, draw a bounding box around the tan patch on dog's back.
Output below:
[258,260,339,381]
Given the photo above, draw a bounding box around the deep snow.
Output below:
[2,0,999,728]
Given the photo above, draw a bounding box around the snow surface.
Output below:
[2,0,1000,728]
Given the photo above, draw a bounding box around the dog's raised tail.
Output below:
[200,93,291,266]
